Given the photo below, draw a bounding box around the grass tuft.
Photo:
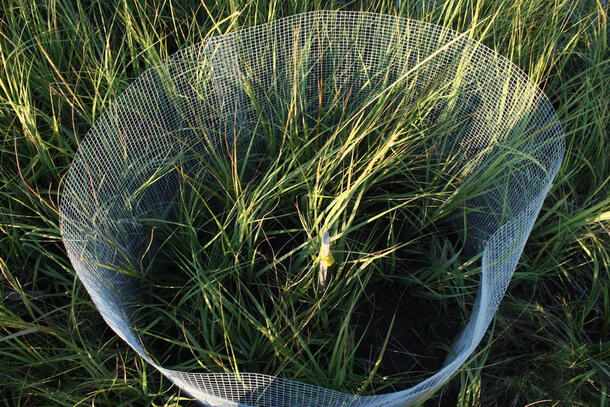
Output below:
[0,0,607,405]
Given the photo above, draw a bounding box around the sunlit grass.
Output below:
[0,0,608,405]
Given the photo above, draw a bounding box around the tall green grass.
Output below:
[0,0,608,405]
[128,66,483,394]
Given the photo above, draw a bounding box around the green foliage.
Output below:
[0,0,607,405]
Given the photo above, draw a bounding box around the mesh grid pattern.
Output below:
[59,11,564,406]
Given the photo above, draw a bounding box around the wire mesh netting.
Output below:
[59,10,565,407]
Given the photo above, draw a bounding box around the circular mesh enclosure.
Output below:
[60,11,564,407]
